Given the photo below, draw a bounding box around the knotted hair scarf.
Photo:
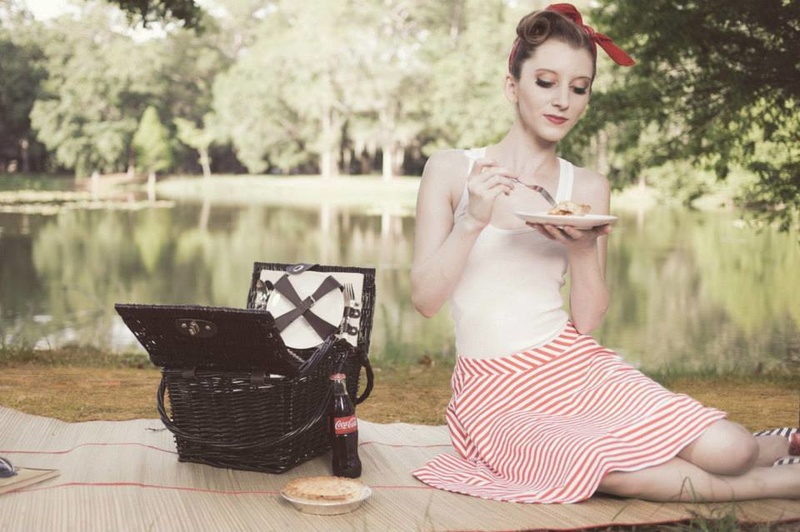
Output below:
[508,2,635,72]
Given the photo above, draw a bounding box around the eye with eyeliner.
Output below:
[535,78,590,95]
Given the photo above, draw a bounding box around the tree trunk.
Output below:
[393,145,405,177]
[319,106,339,178]
[19,139,30,173]
[360,148,372,175]
[321,151,338,178]
[342,148,352,175]
[147,171,156,202]
[381,144,393,181]
[199,148,212,179]
[91,171,100,200]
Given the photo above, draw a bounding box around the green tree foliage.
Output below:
[590,0,800,229]
[421,0,519,154]
[152,18,230,122]
[146,20,231,173]
[29,6,155,177]
[0,12,47,172]
[342,0,440,179]
[214,0,392,176]
[174,114,218,178]
[104,0,203,28]
[3,0,798,229]
[133,106,174,177]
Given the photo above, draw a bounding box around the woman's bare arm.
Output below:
[411,150,514,317]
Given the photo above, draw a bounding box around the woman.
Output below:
[410,3,799,504]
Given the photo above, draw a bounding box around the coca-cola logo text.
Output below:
[334,415,358,435]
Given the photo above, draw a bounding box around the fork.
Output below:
[340,283,360,336]
[344,283,361,319]
[510,177,557,207]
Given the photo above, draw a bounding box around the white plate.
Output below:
[515,211,618,229]
[265,273,344,350]
[281,485,372,515]
[259,269,364,348]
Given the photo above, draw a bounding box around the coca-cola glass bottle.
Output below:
[328,373,362,478]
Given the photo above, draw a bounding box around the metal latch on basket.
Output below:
[175,319,218,338]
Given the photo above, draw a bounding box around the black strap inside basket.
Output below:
[272,274,342,338]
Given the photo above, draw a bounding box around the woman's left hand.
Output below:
[528,222,612,251]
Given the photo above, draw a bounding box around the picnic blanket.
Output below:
[0,406,798,531]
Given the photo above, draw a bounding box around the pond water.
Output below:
[1,184,798,375]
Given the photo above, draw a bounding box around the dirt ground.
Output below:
[0,363,797,430]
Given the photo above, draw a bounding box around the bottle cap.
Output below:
[329,373,346,381]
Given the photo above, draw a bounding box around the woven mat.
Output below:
[0,407,798,531]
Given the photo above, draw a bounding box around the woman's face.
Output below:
[506,39,594,143]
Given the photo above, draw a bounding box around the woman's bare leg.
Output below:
[676,420,759,474]
[598,458,800,502]
[598,420,798,502]
[676,420,792,473]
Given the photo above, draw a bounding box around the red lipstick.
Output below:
[545,115,567,125]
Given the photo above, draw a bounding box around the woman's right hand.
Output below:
[464,158,516,229]
[411,151,514,317]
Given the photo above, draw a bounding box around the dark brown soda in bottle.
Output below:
[328,373,362,478]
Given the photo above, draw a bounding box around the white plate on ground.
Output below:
[280,485,372,515]
[515,211,618,229]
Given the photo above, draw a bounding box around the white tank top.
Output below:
[450,148,573,358]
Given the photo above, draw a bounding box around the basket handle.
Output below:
[355,349,373,405]
[156,373,333,451]
[155,348,373,450]
[295,335,373,403]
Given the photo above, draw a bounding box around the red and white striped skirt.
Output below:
[412,324,726,503]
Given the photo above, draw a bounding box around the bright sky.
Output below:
[20,0,75,20]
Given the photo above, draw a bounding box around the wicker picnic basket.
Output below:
[115,262,375,474]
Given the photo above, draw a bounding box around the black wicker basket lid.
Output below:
[114,304,295,373]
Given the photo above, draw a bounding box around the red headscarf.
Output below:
[508,3,635,73]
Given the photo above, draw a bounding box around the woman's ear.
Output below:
[503,74,518,104]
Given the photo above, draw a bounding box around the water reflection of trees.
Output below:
[599,209,799,374]
[5,204,797,374]
[16,202,450,365]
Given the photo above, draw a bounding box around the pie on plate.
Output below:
[547,200,591,216]
[280,476,372,515]
[515,211,618,229]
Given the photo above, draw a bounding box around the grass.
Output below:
[155,174,421,213]
[0,173,75,191]
[1,346,797,430]
[0,346,454,424]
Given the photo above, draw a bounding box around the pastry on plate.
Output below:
[282,476,365,502]
[547,201,591,216]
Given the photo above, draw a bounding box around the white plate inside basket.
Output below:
[260,270,363,349]
[281,485,372,516]
[515,211,618,229]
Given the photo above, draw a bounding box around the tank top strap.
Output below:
[465,147,486,174]
[455,148,485,219]
[555,158,574,203]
